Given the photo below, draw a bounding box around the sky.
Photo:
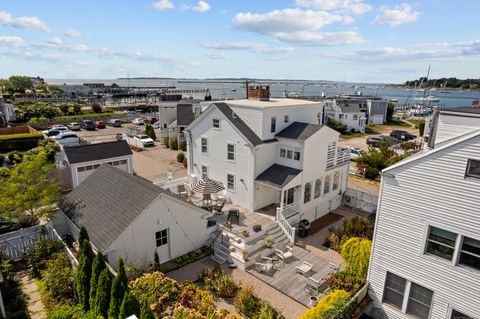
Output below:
[0,0,479,83]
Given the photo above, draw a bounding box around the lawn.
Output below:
[340,125,380,139]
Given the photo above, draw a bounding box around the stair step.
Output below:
[211,254,226,264]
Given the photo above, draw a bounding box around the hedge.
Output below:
[0,133,43,152]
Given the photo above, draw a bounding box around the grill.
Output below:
[297,219,311,238]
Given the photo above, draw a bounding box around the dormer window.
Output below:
[466,159,480,178]
[284,115,289,123]
[213,118,220,129]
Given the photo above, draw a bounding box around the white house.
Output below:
[186,96,350,227]
[61,164,216,270]
[59,140,133,188]
[0,91,15,122]
[367,109,480,319]
[324,99,366,133]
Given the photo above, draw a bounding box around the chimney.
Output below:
[247,84,270,101]
[472,99,479,108]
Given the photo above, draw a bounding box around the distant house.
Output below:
[61,164,215,270]
[59,140,133,188]
[324,100,366,133]
[333,95,388,125]
[0,91,15,122]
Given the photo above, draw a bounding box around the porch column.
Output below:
[280,188,284,209]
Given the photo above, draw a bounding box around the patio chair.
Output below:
[328,262,340,273]
[227,209,240,225]
[295,261,313,276]
[212,198,226,215]
[255,256,274,275]
[274,245,294,262]
[305,277,322,296]
[177,184,188,197]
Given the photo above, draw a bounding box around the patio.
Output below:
[246,245,340,307]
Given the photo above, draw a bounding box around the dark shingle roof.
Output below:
[255,164,302,188]
[177,104,195,126]
[64,140,132,164]
[63,165,162,251]
[214,102,263,146]
[275,122,323,141]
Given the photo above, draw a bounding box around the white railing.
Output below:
[276,208,296,244]
[336,147,351,166]
[156,176,189,193]
[279,201,300,219]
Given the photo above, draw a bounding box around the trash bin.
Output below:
[297,219,311,238]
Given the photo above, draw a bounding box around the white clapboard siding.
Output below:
[368,134,480,319]
[435,113,480,146]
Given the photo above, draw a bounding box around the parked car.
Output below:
[80,119,96,130]
[390,130,416,141]
[54,132,80,146]
[126,127,140,137]
[95,120,106,129]
[133,134,154,147]
[67,122,81,131]
[42,126,68,138]
[107,119,122,127]
[348,147,366,161]
[132,118,145,125]
[366,135,401,147]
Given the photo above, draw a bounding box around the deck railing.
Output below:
[276,207,296,244]
[156,176,189,193]
[336,147,351,166]
[279,201,300,219]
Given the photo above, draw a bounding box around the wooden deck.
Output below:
[246,246,338,306]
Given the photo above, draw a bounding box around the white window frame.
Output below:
[465,158,480,178]
[226,173,235,192]
[447,305,476,319]
[271,117,276,133]
[294,151,301,161]
[201,165,208,179]
[201,137,208,155]
[227,143,235,162]
[280,148,286,158]
[284,115,289,123]
[155,228,169,247]
[213,118,220,129]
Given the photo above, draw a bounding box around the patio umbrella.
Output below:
[190,178,225,194]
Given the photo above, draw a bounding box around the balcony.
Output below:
[336,147,350,166]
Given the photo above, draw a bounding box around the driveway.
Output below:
[132,144,187,182]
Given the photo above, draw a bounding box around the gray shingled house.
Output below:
[59,164,215,270]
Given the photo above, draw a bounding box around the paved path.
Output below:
[132,144,187,182]
[17,269,47,319]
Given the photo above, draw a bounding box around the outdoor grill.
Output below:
[297,219,311,238]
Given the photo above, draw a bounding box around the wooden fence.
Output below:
[49,167,73,192]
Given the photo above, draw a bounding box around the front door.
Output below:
[283,187,295,205]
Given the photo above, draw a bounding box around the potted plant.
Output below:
[252,224,262,232]
[242,230,250,237]
[264,236,274,248]
[242,249,249,261]
[224,220,232,229]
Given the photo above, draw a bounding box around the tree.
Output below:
[153,251,160,271]
[8,75,33,93]
[93,269,112,318]
[108,258,128,319]
[0,153,60,224]
[145,124,156,141]
[81,239,94,265]
[386,102,395,123]
[73,103,82,115]
[341,237,372,278]
[76,253,93,311]
[119,292,140,319]
[78,226,90,253]
[326,117,347,134]
[140,300,155,319]
[90,252,106,309]
[91,104,102,113]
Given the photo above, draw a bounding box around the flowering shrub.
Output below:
[200,267,239,298]
[299,289,351,319]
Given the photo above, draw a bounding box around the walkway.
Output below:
[16,267,47,319]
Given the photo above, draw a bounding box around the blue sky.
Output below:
[0,0,479,83]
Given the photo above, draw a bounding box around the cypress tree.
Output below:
[81,239,94,264]
[140,300,155,319]
[119,292,140,319]
[108,258,128,319]
[94,269,112,319]
[89,251,106,309]
[76,253,92,311]
[153,251,160,271]
[78,226,89,253]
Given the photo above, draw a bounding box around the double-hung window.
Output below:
[459,236,480,270]
[201,138,208,154]
[466,159,480,178]
[383,272,406,309]
[287,150,293,159]
[271,117,276,133]
[280,148,286,158]
[227,174,235,191]
[294,151,300,161]
[451,309,474,319]
[284,115,289,123]
[213,118,220,129]
[406,283,434,319]
[201,165,208,179]
[425,226,457,260]
[227,143,235,161]
[155,229,168,247]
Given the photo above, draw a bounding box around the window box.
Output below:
[252,224,262,232]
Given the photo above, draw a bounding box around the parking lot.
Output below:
[74,123,187,183]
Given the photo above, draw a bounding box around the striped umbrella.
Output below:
[190,178,225,194]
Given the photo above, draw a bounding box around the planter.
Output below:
[242,230,250,237]
[252,224,262,232]
[308,296,318,307]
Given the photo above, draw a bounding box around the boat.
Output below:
[414,95,440,103]
[230,88,236,92]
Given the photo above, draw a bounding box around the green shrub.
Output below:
[89,252,106,310]
[341,237,371,277]
[234,286,259,318]
[108,258,128,319]
[41,252,75,303]
[140,300,155,319]
[119,292,140,319]
[179,141,187,152]
[169,138,178,150]
[91,104,102,113]
[47,304,85,319]
[164,136,170,147]
[201,267,239,298]
[299,289,351,319]
[364,166,380,180]
[76,254,93,311]
[145,124,156,141]
[327,117,347,134]
[0,133,43,153]
[177,152,185,163]
[419,122,426,137]
[26,239,64,277]
[325,216,374,252]
[130,272,182,312]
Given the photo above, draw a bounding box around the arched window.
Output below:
[304,182,312,203]
[314,179,322,199]
[324,176,331,195]
[333,172,340,191]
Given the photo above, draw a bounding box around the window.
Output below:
[120,159,127,165]
[353,114,358,120]
[287,150,293,159]
[304,182,311,203]
[213,118,220,129]
[227,143,235,161]
[294,151,300,161]
[201,165,208,179]
[425,226,457,260]
[86,165,93,171]
[314,179,321,199]
[155,229,168,247]
[201,138,208,154]
[466,159,480,178]
[459,236,480,270]
[163,122,168,129]
[451,310,474,319]
[280,148,286,158]
[284,115,289,123]
[406,283,434,319]
[113,161,120,166]
[271,117,276,133]
[383,272,406,309]
[227,174,235,191]
[333,172,340,191]
[324,176,331,194]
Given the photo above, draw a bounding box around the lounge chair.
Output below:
[227,209,240,225]
[275,245,294,262]
[212,198,226,215]
[255,256,274,274]
[296,261,313,276]
[305,277,322,295]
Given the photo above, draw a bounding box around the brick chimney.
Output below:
[247,84,270,101]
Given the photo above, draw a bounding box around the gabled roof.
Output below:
[336,102,363,113]
[255,164,302,188]
[64,140,132,164]
[177,103,195,126]
[211,102,263,146]
[63,164,162,251]
[275,122,323,141]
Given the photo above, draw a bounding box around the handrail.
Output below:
[276,208,296,244]
[280,201,300,219]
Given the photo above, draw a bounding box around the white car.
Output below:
[132,118,145,125]
[134,134,154,147]
[42,126,68,138]
[348,147,365,161]
[54,132,80,147]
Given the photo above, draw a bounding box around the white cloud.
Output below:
[0,10,50,32]
[152,0,174,10]
[48,37,62,46]
[372,3,419,27]
[295,0,372,15]
[206,52,229,60]
[185,1,210,13]
[201,41,294,54]
[0,36,25,47]
[65,29,83,38]
[271,30,366,46]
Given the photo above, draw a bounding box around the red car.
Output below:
[95,120,106,129]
